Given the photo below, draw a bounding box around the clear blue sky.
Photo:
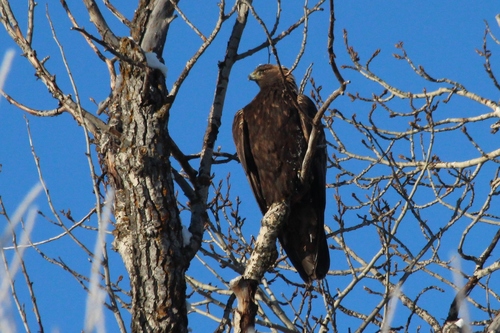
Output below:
[1,1,499,332]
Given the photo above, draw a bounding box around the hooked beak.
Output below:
[248,70,259,81]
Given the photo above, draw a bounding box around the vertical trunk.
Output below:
[97,1,248,331]
[106,36,187,332]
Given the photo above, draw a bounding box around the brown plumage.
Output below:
[232,64,330,282]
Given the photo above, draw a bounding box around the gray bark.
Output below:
[106,35,187,331]
[103,1,186,331]
[231,202,290,332]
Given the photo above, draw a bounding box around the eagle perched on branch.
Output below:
[232,64,330,282]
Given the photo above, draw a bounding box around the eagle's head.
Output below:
[249,64,297,91]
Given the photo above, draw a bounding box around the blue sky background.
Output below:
[1,1,499,332]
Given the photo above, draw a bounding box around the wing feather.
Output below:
[279,94,330,282]
[232,109,267,213]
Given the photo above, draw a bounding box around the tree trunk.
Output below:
[96,1,248,330]
[88,1,188,331]
[105,35,187,332]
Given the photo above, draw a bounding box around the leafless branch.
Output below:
[81,0,119,49]
[184,0,252,262]
[103,0,130,27]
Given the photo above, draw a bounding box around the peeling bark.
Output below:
[230,277,259,333]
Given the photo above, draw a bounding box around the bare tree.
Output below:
[0,1,499,332]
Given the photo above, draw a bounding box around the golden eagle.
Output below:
[232,64,330,282]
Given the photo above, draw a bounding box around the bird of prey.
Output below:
[232,64,330,282]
